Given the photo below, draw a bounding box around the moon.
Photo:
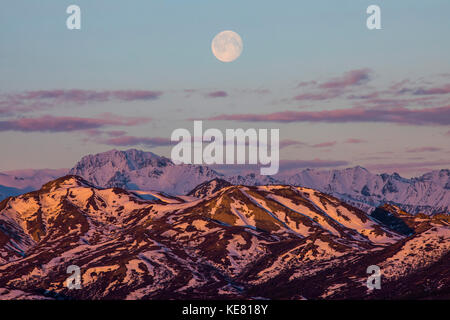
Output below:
[211,30,243,63]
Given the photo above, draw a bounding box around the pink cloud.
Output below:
[207,105,450,126]
[0,90,163,115]
[100,136,172,147]
[279,139,306,149]
[319,69,372,89]
[366,160,450,173]
[405,146,442,153]
[106,130,128,137]
[14,89,162,103]
[347,92,381,100]
[293,91,341,101]
[237,88,271,95]
[293,72,448,109]
[84,129,127,137]
[278,159,349,172]
[389,79,411,91]
[362,96,436,108]
[206,91,228,98]
[297,81,317,88]
[358,98,410,108]
[211,159,349,175]
[292,69,372,101]
[0,114,151,133]
[109,90,163,101]
[311,141,337,148]
[413,84,450,95]
[344,138,367,144]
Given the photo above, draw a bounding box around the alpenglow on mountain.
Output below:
[1,175,448,299]
[68,149,220,195]
[68,149,449,215]
[0,149,448,215]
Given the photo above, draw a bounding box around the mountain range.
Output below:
[0,169,67,201]
[1,149,448,215]
[1,175,448,299]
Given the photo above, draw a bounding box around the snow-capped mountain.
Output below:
[68,149,449,214]
[0,175,448,299]
[1,149,448,215]
[187,178,232,198]
[0,169,68,201]
[68,149,220,195]
[280,167,450,215]
[228,167,450,214]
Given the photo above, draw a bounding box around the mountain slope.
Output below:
[231,167,450,215]
[187,178,232,198]
[1,149,449,215]
[68,149,221,195]
[291,167,450,215]
[67,150,450,214]
[0,169,68,201]
[0,175,448,300]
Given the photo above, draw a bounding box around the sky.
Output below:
[0,0,449,177]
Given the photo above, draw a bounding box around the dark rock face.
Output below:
[371,207,415,236]
[382,180,399,194]
[361,185,371,196]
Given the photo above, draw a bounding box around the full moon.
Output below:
[211,30,243,63]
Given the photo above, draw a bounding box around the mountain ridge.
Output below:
[0,149,448,215]
[0,174,448,299]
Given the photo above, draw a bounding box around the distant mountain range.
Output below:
[1,175,448,299]
[0,169,68,200]
[0,149,449,215]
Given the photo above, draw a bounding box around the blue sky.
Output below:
[0,0,449,175]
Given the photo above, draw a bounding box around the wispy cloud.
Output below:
[319,68,372,89]
[211,159,349,175]
[311,141,337,148]
[388,79,450,96]
[405,146,443,153]
[0,89,163,115]
[293,91,341,101]
[277,159,349,173]
[292,69,372,102]
[207,105,450,126]
[291,71,449,112]
[296,81,317,88]
[366,160,450,173]
[344,138,367,144]
[12,89,162,103]
[83,129,128,137]
[279,139,306,149]
[99,135,173,148]
[206,91,228,98]
[351,96,436,109]
[412,84,450,95]
[0,113,151,133]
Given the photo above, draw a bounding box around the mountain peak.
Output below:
[2,149,448,214]
[349,165,369,172]
[70,149,172,173]
[41,175,95,192]
[68,149,219,194]
[187,178,232,198]
[1,166,448,300]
